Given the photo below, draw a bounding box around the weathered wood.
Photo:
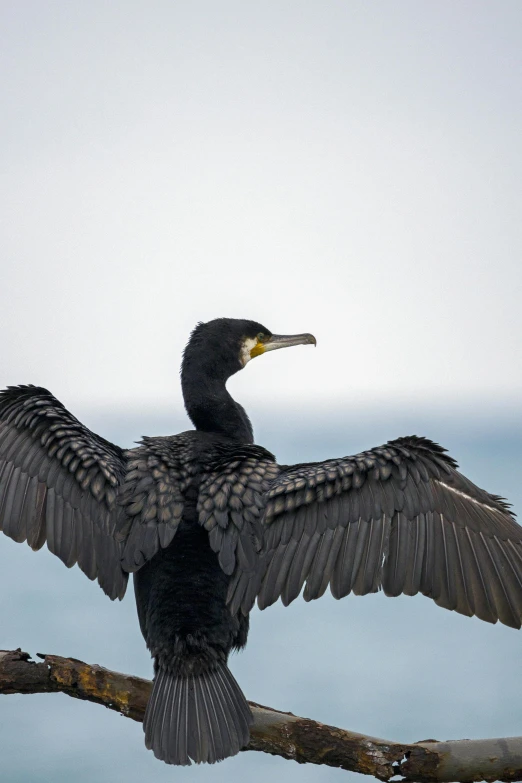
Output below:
[1,648,521,781]
[0,648,150,720]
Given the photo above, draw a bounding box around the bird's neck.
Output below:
[182,369,254,444]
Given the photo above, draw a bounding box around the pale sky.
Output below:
[1,4,522,783]
[1,0,522,413]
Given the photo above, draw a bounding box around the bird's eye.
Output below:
[257,332,266,342]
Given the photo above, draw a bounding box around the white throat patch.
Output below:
[240,337,258,367]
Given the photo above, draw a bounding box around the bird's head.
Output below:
[182,318,316,382]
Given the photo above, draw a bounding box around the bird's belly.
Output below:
[133,518,248,674]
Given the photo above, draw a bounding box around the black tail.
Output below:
[143,662,252,765]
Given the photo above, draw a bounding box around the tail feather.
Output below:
[144,662,252,765]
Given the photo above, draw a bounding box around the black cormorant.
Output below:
[1,317,522,766]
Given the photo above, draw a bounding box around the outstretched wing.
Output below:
[232,436,522,629]
[0,386,128,599]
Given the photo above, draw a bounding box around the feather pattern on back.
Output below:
[197,443,278,581]
[117,434,197,571]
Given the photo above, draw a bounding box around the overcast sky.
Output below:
[1,2,522,782]
[1,0,522,412]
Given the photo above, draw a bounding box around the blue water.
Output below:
[1,406,521,783]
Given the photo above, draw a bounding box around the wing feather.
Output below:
[303,526,335,600]
[402,511,425,597]
[330,517,359,599]
[315,523,346,599]
[281,512,311,606]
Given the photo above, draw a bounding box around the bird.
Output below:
[1,317,522,766]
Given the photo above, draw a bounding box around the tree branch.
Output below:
[1,648,521,782]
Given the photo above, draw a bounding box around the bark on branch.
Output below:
[1,648,521,782]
